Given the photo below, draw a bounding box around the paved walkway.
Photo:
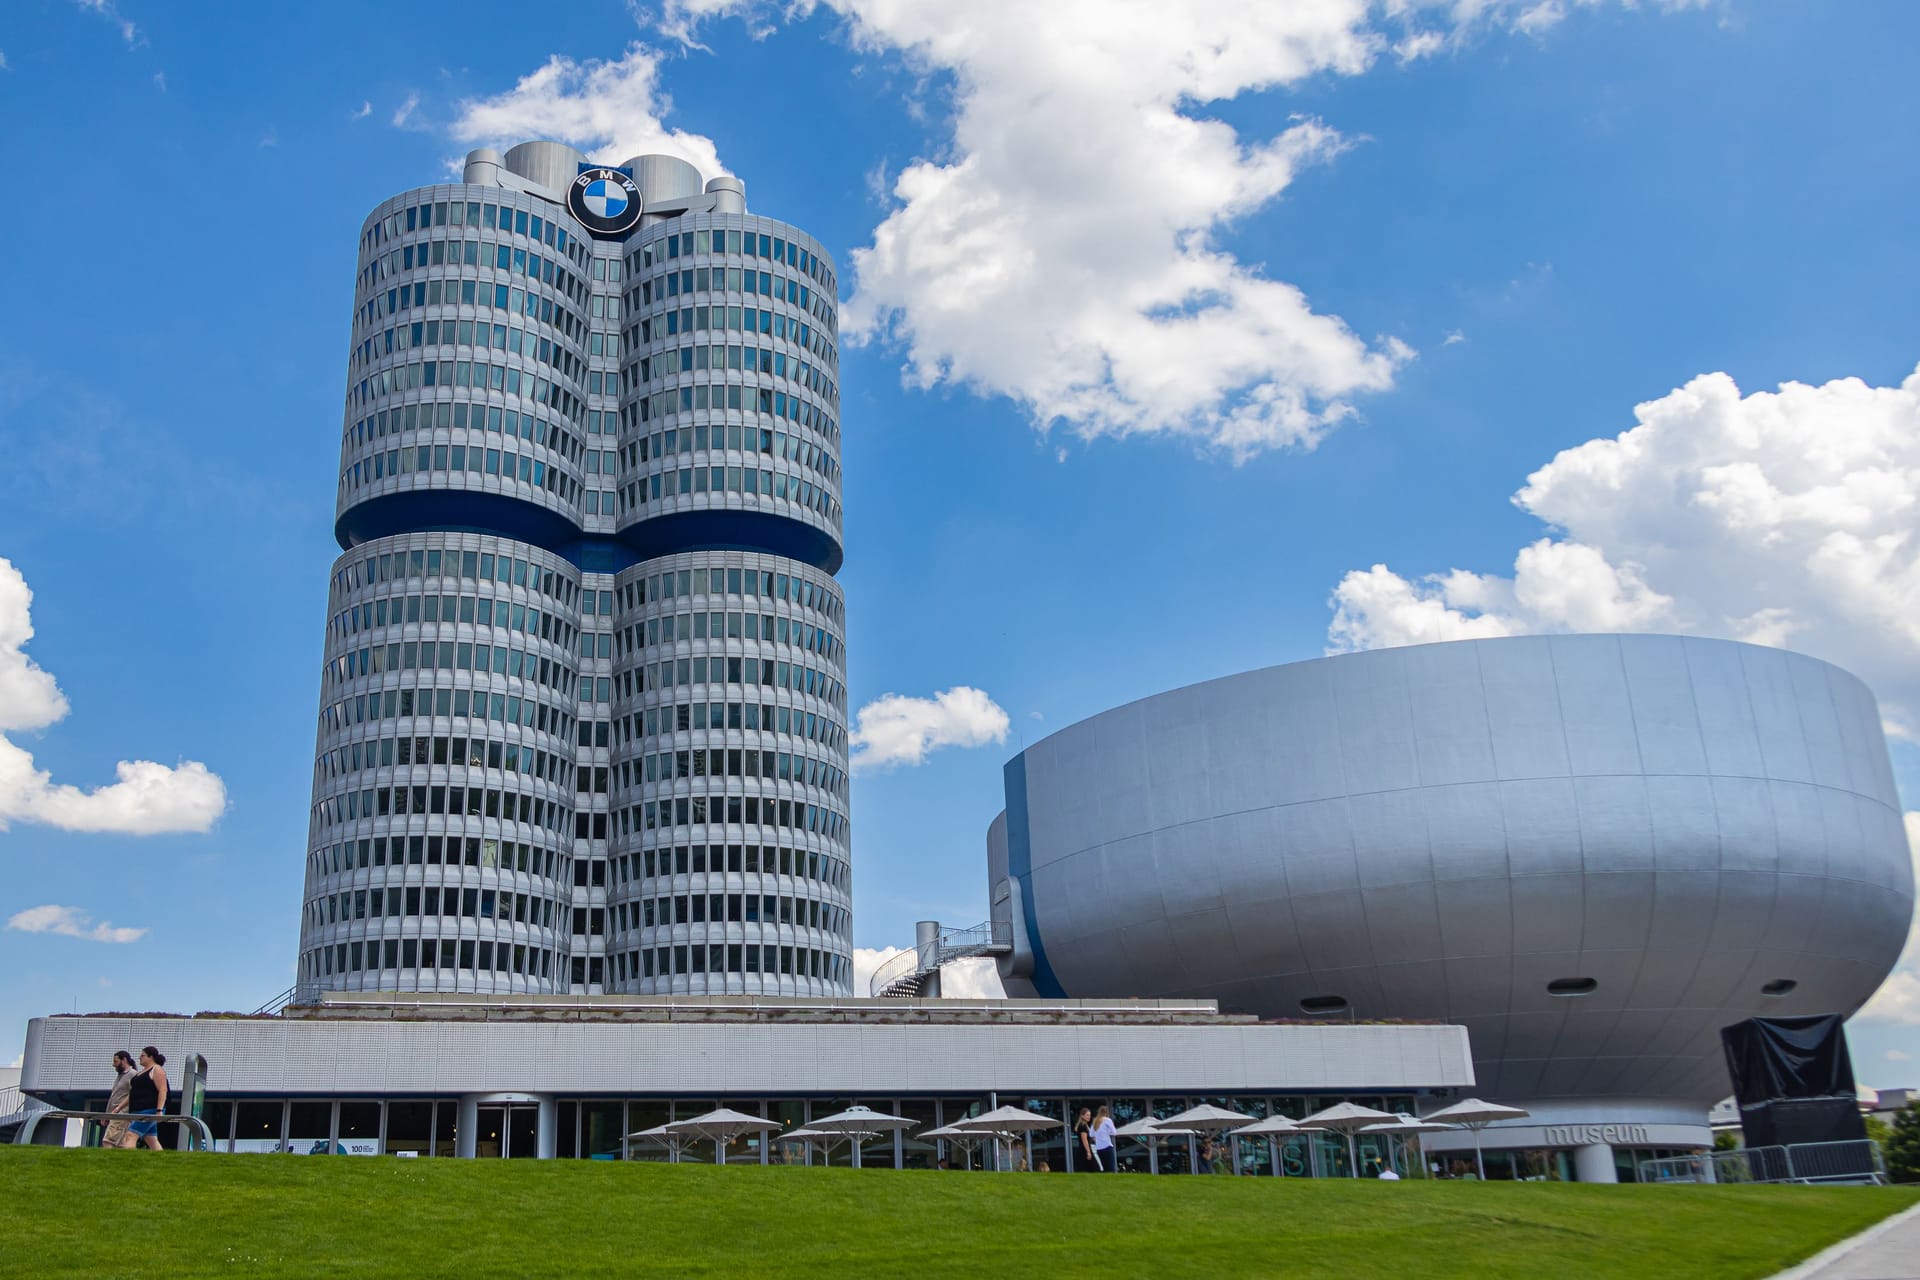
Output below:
[1772,1201,1920,1280]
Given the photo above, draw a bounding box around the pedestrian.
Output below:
[1197,1135,1218,1174]
[1090,1105,1117,1172]
[103,1050,136,1149]
[1377,1167,1401,1180]
[1073,1107,1094,1170]
[127,1046,169,1151]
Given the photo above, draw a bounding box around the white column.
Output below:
[455,1097,479,1159]
[1573,1142,1617,1183]
[537,1098,558,1160]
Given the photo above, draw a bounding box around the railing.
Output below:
[869,920,1013,997]
[251,986,298,1016]
[12,1108,215,1151]
[1640,1140,1884,1185]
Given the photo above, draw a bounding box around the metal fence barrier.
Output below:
[1640,1140,1884,1185]
[13,1108,215,1152]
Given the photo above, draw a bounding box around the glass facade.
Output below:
[298,153,852,997]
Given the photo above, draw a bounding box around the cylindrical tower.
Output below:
[297,142,852,999]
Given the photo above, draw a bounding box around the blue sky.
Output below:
[3,0,1919,1074]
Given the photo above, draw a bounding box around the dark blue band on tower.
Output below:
[337,492,843,574]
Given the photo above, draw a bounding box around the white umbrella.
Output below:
[665,1107,781,1166]
[1422,1098,1531,1180]
[1232,1114,1305,1178]
[805,1105,917,1168]
[954,1105,1063,1172]
[1111,1116,1202,1173]
[1299,1102,1400,1178]
[918,1123,990,1170]
[1159,1104,1257,1175]
[1359,1117,1459,1179]
[625,1122,686,1163]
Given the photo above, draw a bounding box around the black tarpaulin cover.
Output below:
[1721,1014,1858,1105]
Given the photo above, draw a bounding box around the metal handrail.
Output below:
[251,986,298,1016]
[868,919,1013,997]
[14,1108,215,1151]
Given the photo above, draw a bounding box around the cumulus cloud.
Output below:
[658,0,1699,459]
[1328,364,1920,734]
[1856,813,1920,1028]
[7,904,147,944]
[852,945,1006,998]
[850,686,1009,771]
[0,557,227,834]
[446,45,724,180]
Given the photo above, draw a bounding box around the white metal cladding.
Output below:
[22,1015,1472,1096]
[992,634,1912,1108]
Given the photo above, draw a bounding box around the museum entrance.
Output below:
[475,1104,541,1158]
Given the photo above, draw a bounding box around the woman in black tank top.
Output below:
[127,1047,168,1150]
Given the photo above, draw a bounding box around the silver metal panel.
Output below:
[996,635,1910,1111]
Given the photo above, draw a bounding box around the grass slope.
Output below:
[2,1147,1910,1278]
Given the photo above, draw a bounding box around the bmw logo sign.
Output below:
[567,167,643,236]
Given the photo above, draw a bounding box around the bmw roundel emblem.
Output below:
[567,167,643,236]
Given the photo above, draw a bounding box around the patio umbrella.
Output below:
[1231,1114,1306,1178]
[1358,1117,1459,1179]
[625,1122,685,1163]
[1158,1104,1257,1175]
[1298,1102,1400,1178]
[953,1105,1065,1172]
[1111,1117,1203,1173]
[665,1107,781,1166]
[918,1123,989,1170]
[1422,1098,1531,1180]
[805,1105,917,1168]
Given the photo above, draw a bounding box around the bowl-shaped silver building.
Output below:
[987,635,1911,1176]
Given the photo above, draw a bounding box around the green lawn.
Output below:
[1,1146,1910,1278]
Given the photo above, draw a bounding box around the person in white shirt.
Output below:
[1378,1167,1401,1180]
[1090,1106,1117,1172]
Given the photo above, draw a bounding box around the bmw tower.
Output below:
[297,141,853,998]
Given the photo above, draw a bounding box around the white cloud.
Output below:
[850,686,1009,771]
[8,904,147,945]
[659,0,1698,460]
[72,0,138,46]
[1856,814,1920,1028]
[1,50,11,72]
[446,45,724,179]
[850,946,1007,998]
[1328,363,1920,735]
[1889,1049,1912,1063]
[352,100,372,121]
[151,70,164,91]
[1442,329,1466,346]
[0,557,227,835]
[391,93,420,129]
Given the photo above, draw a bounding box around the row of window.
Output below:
[614,611,841,663]
[313,782,571,835]
[627,226,835,300]
[310,835,563,882]
[617,942,846,984]
[618,653,843,703]
[360,278,586,376]
[638,339,839,415]
[315,733,576,788]
[636,264,818,318]
[342,441,585,508]
[361,197,589,274]
[626,416,839,484]
[344,401,591,476]
[629,306,834,386]
[360,238,594,330]
[326,639,579,705]
[306,936,560,983]
[332,587,586,645]
[353,348,585,429]
[616,702,847,752]
[622,468,841,526]
[335,546,576,610]
[622,566,842,626]
[615,892,846,935]
[318,682,576,742]
[308,883,562,933]
[351,318,585,394]
[620,793,846,841]
[621,748,846,799]
[609,843,849,893]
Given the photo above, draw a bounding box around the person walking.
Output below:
[1072,1107,1094,1171]
[103,1051,136,1149]
[1090,1105,1117,1172]
[126,1047,169,1151]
